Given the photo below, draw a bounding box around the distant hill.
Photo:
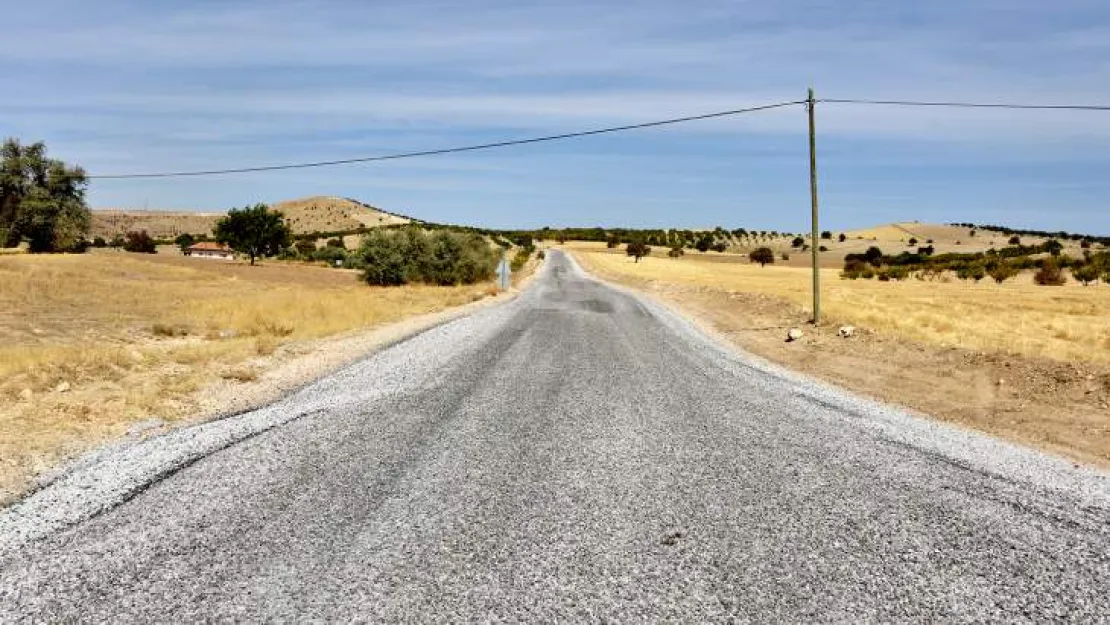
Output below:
[91,196,414,239]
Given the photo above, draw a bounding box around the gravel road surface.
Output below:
[2,251,1108,622]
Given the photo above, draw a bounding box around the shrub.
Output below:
[820,231,832,240]
[537,250,546,260]
[1008,236,1021,245]
[294,240,317,257]
[908,237,918,246]
[606,237,619,249]
[92,236,106,248]
[326,237,346,249]
[710,241,728,253]
[667,246,684,258]
[1044,239,1063,256]
[1033,258,1066,286]
[1080,239,1092,249]
[988,262,1018,284]
[781,252,790,261]
[749,247,774,267]
[123,230,157,253]
[818,245,828,252]
[791,236,805,248]
[1073,263,1100,286]
[510,247,531,272]
[838,233,846,243]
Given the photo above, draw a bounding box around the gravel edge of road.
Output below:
[561,251,1110,506]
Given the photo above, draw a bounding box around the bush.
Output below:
[294,240,317,257]
[1008,236,1021,245]
[1033,258,1066,286]
[667,246,684,258]
[123,230,157,253]
[791,236,804,248]
[781,252,790,261]
[838,233,846,243]
[92,236,106,248]
[988,262,1018,284]
[818,245,828,252]
[537,250,546,260]
[510,247,531,271]
[710,241,728,253]
[326,237,346,249]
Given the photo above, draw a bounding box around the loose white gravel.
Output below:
[1,251,1107,622]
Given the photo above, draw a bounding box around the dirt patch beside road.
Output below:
[572,250,1110,468]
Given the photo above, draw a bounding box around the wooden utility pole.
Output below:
[807,87,821,325]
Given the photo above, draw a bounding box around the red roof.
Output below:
[187,242,231,252]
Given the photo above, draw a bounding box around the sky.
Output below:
[3,0,1110,233]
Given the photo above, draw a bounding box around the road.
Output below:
[1,251,1108,622]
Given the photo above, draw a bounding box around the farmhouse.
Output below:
[184,241,234,260]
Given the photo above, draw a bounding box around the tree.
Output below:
[1043,239,1063,256]
[694,236,712,253]
[863,246,884,266]
[0,139,90,252]
[820,230,832,240]
[1073,263,1100,286]
[626,240,650,262]
[92,236,106,248]
[907,237,918,246]
[214,204,291,265]
[750,247,774,267]
[791,236,805,248]
[1008,235,1021,245]
[326,237,346,249]
[838,233,846,243]
[710,241,728,253]
[123,230,157,253]
[667,245,684,258]
[174,233,195,253]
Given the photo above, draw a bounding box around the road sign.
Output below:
[496,257,511,291]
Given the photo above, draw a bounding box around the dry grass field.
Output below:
[0,251,491,502]
[91,195,412,239]
[572,242,1110,363]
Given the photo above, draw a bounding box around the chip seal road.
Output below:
[1,251,1108,622]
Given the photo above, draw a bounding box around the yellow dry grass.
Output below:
[571,245,1110,364]
[0,252,488,501]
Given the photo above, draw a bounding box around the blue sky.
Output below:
[3,0,1110,233]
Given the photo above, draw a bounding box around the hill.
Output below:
[91,196,413,239]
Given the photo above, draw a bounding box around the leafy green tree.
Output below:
[294,239,317,257]
[214,204,291,265]
[92,236,107,248]
[626,240,651,262]
[1072,263,1100,286]
[1043,239,1063,257]
[750,247,774,267]
[838,233,846,243]
[820,230,832,240]
[174,233,196,253]
[0,139,90,252]
[791,236,805,248]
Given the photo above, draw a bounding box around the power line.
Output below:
[90,100,806,180]
[819,98,1110,111]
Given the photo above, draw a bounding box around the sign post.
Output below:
[496,257,511,291]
